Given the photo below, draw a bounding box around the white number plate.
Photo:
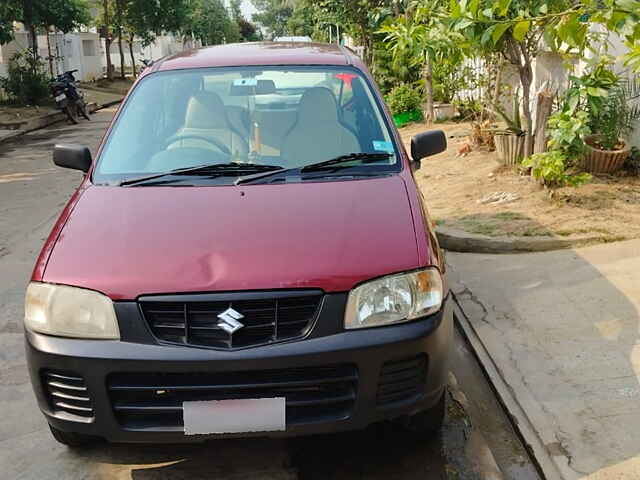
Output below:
[183,397,286,435]
[55,94,66,102]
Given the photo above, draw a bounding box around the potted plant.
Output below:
[386,83,424,128]
[583,78,640,173]
[492,90,526,166]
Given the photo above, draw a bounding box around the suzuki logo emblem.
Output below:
[217,308,245,334]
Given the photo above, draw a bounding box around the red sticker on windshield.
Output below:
[335,73,357,86]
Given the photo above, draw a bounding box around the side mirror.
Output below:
[411,130,447,163]
[53,144,92,172]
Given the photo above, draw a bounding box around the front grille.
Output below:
[377,355,427,407]
[108,365,358,430]
[43,371,94,419]
[140,291,322,349]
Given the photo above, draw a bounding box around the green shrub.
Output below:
[547,110,591,160]
[587,78,640,150]
[522,151,591,188]
[386,84,422,115]
[0,51,49,106]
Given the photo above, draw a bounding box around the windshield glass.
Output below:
[93,66,399,185]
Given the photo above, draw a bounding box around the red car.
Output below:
[24,42,451,446]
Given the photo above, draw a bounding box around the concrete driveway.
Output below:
[450,241,640,480]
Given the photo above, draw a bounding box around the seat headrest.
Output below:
[184,91,230,129]
[297,87,339,125]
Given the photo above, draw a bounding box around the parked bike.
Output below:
[49,70,90,124]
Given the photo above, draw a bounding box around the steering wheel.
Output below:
[165,134,231,156]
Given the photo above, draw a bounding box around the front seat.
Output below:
[281,87,360,167]
[169,91,249,156]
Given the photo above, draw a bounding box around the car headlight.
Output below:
[344,268,443,330]
[24,282,120,339]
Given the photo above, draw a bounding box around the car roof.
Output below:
[154,42,364,72]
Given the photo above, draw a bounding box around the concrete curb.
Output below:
[0,99,122,145]
[436,226,605,254]
[82,85,130,96]
[452,293,560,480]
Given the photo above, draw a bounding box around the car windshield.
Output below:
[93,66,400,185]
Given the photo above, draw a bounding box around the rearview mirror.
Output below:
[53,144,92,172]
[411,130,447,162]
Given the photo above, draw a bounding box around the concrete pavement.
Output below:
[449,241,640,479]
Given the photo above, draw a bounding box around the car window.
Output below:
[94,66,399,184]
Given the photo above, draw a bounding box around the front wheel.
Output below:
[78,100,90,121]
[49,425,97,448]
[64,105,78,124]
[401,390,446,437]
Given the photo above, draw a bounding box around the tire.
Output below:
[64,105,78,124]
[49,425,96,448]
[78,101,90,121]
[401,390,446,436]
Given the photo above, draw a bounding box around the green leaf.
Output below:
[481,24,497,45]
[469,0,480,17]
[539,3,548,14]
[455,18,474,30]
[481,7,494,19]
[497,0,512,16]
[492,22,511,44]
[586,87,608,97]
[513,20,530,42]
[450,0,462,18]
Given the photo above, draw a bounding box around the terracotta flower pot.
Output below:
[494,133,525,166]
[583,135,630,173]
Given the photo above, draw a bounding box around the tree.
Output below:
[251,0,294,38]
[451,0,640,157]
[0,0,90,67]
[230,0,260,41]
[181,0,240,46]
[124,0,188,75]
[381,0,464,123]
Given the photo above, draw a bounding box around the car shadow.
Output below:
[447,224,640,478]
[60,403,484,480]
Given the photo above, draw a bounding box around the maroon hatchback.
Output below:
[24,42,452,446]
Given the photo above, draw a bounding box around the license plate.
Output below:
[55,94,66,102]
[183,397,286,435]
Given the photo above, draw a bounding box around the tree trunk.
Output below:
[116,0,125,79]
[493,60,503,106]
[533,86,555,154]
[518,61,534,158]
[28,24,38,67]
[118,33,125,79]
[129,34,137,77]
[46,29,54,78]
[103,0,114,81]
[423,54,435,124]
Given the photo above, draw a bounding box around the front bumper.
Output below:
[26,296,452,443]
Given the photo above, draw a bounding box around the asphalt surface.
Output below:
[0,111,538,480]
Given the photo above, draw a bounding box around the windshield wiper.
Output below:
[234,152,393,185]
[120,162,283,186]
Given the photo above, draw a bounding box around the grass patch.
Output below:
[555,227,612,237]
[493,211,527,221]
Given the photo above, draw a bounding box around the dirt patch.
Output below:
[85,78,134,95]
[0,104,57,124]
[398,121,640,242]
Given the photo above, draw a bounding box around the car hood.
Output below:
[42,176,420,300]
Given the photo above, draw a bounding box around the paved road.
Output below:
[0,111,537,480]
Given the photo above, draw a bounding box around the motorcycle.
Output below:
[49,70,90,124]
